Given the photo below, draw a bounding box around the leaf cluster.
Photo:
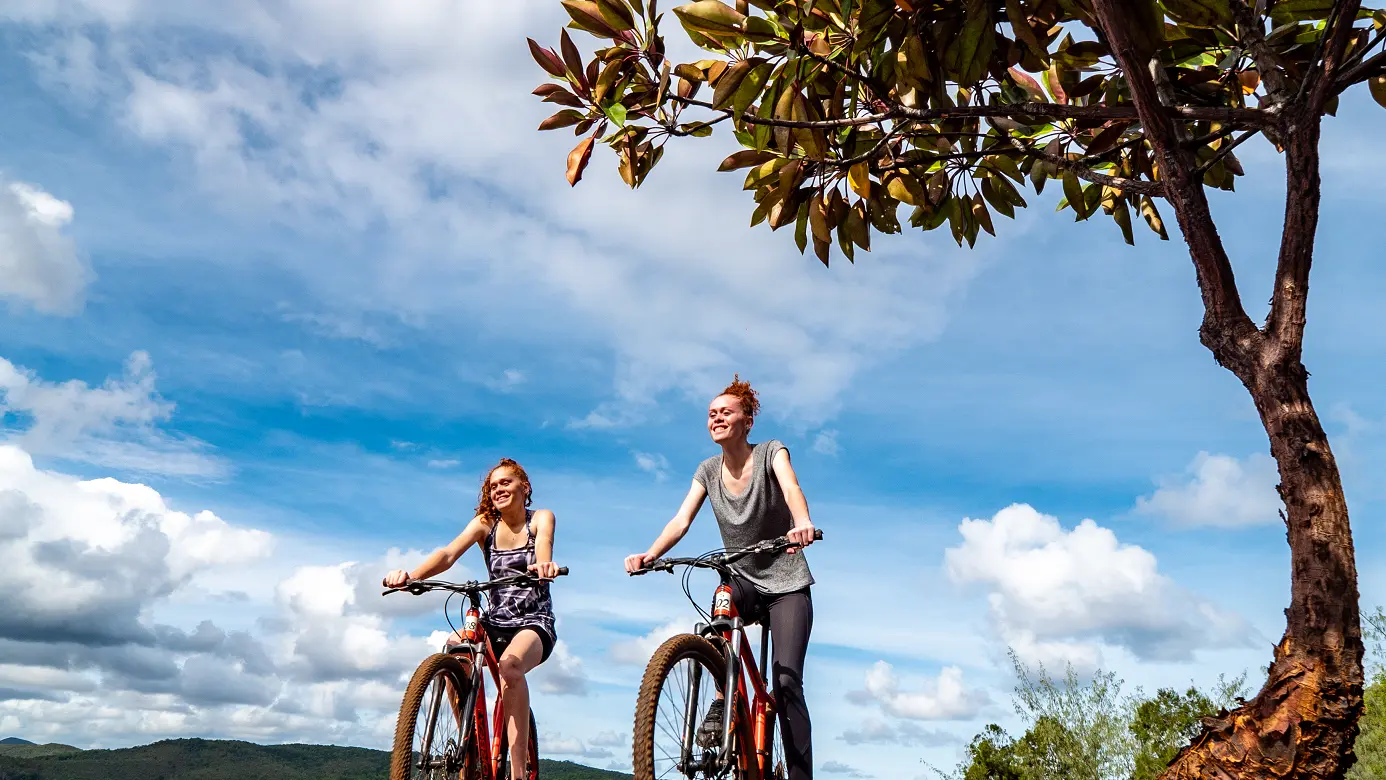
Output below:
[530,0,1386,264]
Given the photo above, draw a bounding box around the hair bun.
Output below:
[721,373,760,418]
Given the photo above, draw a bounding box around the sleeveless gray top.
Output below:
[693,440,814,595]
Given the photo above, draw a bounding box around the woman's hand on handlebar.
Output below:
[624,553,653,574]
[786,522,817,553]
[383,569,413,588]
[528,561,561,580]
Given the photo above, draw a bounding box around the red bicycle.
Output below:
[629,530,822,780]
[384,568,567,780]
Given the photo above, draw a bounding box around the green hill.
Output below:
[0,744,80,761]
[0,738,630,780]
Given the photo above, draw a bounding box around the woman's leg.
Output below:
[497,629,545,780]
[767,588,813,780]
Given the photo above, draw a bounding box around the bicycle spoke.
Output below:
[411,671,465,780]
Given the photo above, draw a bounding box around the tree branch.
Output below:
[1334,47,1386,92]
[670,95,1274,130]
[1191,129,1260,177]
[1231,0,1290,105]
[868,142,1164,196]
[1092,0,1261,374]
[1264,1,1360,357]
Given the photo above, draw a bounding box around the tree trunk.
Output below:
[1164,360,1364,779]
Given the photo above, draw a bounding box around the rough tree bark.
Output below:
[1092,2,1366,778]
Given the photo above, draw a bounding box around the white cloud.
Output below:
[8,3,987,425]
[944,504,1257,669]
[541,731,613,759]
[633,451,670,481]
[609,620,686,666]
[533,640,588,696]
[0,176,90,315]
[0,351,224,478]
[846,661,987,721]
[425,458,459,469]
[812,429,840,456]
[483,369,526,393]
[839,718,958,747]
[822,760,871,777]
[1135,452,1283,528]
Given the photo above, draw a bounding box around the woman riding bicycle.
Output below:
[384,458,560,780]
[624,375,818,780]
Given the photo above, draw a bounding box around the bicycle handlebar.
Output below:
[382,566,569,597]
[631,529,823,577]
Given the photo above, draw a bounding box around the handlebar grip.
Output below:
[813,529,824,541]
[556,566,569,576]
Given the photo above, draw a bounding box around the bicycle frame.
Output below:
[441,591,518,780]
[693,577,778,780]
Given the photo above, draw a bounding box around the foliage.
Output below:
[1129,673,1247,780]
[0,745,80,761]
[942,653,1253,780]
[0,738,629,780]
[529,0,1386,264]
[1346,607,1386,780]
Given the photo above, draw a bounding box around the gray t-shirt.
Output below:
[693,439,814,595]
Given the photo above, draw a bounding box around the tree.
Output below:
[526,1,1385,777]
[1129,674,1248,780]
[1346,607,1386,779]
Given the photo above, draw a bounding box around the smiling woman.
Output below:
[381,457,562,780]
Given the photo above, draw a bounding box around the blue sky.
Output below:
[1,2,1385,778]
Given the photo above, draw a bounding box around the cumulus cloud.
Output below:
[0,177,90,315]
[541,731,613,759]
[944,504,1257,670]
[846,662,988,721]
[839,718,958,747]
[1135,452,1283,528]
[0,351,224,478]
[534,640,588,696]
[610,620,686,666]
[811,429,840,456]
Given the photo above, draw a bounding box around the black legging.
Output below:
[730,577,813,780]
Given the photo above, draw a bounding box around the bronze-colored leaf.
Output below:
[528,39,569,79]
[593,59,625,104]
[596,0,638,31]
[942,0,996,86]
[972,193,995,236]
[1113,198,1135,245]
[1005,0,1045,58]
[566,136,597,186]
[672,0,746,34]
[1086,122,1132,156]
[1008,67,1047,102]
[848,163,872,198]
[1044,64,1068,104]
[540,109,587,130]
[813,234,831,266]
[563,0,621,36]
[712,58,758,109]
[720,149,778,172]
[809,194,831,241]
[560,30,587,85]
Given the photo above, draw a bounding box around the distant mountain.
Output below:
[0,742,32,747]
[0,737,630,780]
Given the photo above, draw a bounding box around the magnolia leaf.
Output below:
[809,194,831,241]
[795,200,810,253]
[942,0,996,86]
[732,60,773,117]
[673,0,746,34]
[813,234,831,266]
[540,109,587,130]
[566,136,597,185]
[1371,75,1386,108]
[596,0,638,31]
[1005,0,1045,58]
[1008,67,1048,102]
[560,30,586,84]
[605,102,629,125]
[848,163,872,198]
[1062,171,1084,218]
[1270,0,1335,24]
[712,58,760,109]
[972,193,996,236]
[535,84,587,108]
[563,1,621,37]
[1045,65,1069,104]
[1140,195,1169,239]
[528,39,568,78]
[1113,198,1135,245]
[720,149,778,171]
[847,203,871,250]
[1086,122,1131,156]
[593,60,625,103]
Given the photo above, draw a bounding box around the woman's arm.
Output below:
[771,448,816,550]
[624,480,707,573]
[383,516,490,587]
[528,509,560,579]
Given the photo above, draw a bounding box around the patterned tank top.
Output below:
[481,510,556,641]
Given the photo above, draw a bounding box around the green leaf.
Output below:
[1270,0,1334,24]
[605,102,629,125]
[1140,195,1169,239]
[732,60,773,117]
[1113,198,1135,245]
[1370,75,1386,108]
[1160,0,1234,29]
[713,57,763,110]
[563,0,621,37]
[942,0,996,86]
[596,0,638,31]
[1062,171,1084,217]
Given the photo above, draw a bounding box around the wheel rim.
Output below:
[651,656,721,779]
[412,670,466,780]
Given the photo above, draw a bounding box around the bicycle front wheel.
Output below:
[390,653,479,780]
[632,633,730,780]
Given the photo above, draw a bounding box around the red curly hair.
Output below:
[474,458,533,523]
[718,373,760,418]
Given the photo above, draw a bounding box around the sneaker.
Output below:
[696,698,727,749]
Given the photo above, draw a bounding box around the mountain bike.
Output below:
[628,530,823,780]
[384,568,568,780]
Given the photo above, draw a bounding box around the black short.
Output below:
[483,622,555,664]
